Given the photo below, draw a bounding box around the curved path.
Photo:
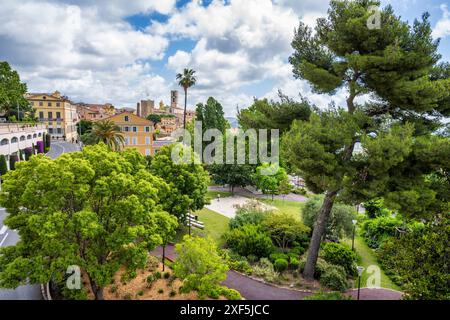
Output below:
[208,186,308,203]
[151,244,403,300]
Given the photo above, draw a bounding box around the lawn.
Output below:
[173,208,230,247]
[343,236,400,291]
[206,190,233,200]
[260,198,304,220]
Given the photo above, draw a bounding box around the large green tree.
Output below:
[0,61,32,119]
[86,119,125,151]
[284,0,450,280]
[253,163,289,200]
[196,97,229,135]
[149,143,210,222]
[0,144,176,299]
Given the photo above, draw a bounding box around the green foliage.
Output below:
[304,291,352,300]
[252,258,279,282]
[173,236,228,298]
[299,257,330,279]
[274,258,289,272]
[289,257,300,270]
[303,195,356,241]
[319,264,349,292]
[220,249,253,275]
[196,97,229,134]
[0,144,176,299]
[8,155,18,171]
[219,286,242,300]
[0,61,31,118]
[261,212,310,250]
[76,120,93,136]
[224,224,274,258]
[0,155,7,175]
[85,119,125,151]
[364,199,391,218]
[209,163,254,194]
[269,253,288,263]
[361,216,405,248]
[376,217,449,300]
[228,200,272,229]
[149,143,210,222]
[238,93,311,134]
[253,164,289,199]
[320,242,357,276]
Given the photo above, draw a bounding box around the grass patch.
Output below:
[343,236,400,291]
[260,198,304,220]
[173,208,230,247]
[206,190,233,200]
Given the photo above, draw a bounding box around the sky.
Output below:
[1,0,450,116]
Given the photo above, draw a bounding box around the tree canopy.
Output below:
[0,144,177,299]
[0,61,32,119]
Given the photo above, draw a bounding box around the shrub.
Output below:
[219,287,242,300]
[289,246,306,257]
[289,257,300,270]
[299,257,330,279]
[137,290,144,296]
[221,249,253,274]
[228,200,272,229]
[158,289,164,294]
[321,242,357,276]
[169,290,176,297]
[153,271,162,279]
[224,224,274,258]
[146,274,155,284]
[252,258,279,282]
[174,236,229,298]
[247,254,258,263]
[320,265,348,292]
[146,256,160,271]
[361,216,404,248]
[261,212,311,250]
[274,258,289,272]
[269,253,288,263]
[163,272,171,279]
[292,187,307,196]
[304,291,352,300]
[303,196,356,241]
[123,293,132,300]
[9,155,18,171]
[109,285,118,293]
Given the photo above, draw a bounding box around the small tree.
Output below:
[253,163,289,200]
[173,236,229,297]
[0,155,7,175]
[153,212,178,271]
[9,155,18,170]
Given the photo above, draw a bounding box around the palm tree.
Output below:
[176,68,197,129]
[90,119,125,151]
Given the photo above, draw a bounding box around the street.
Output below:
[0,140,80,300]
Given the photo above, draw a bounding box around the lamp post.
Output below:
[356,266,365,300]
[351,219,357,251]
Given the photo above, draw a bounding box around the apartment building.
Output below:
[26,91,79,142]
[76,103,115,121]
[105,111,154,156]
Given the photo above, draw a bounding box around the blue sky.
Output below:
[1,0,449,116]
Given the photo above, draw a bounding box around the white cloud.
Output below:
[433,4,450,39]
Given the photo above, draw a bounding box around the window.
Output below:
[124,116,129,122]
[123,126,129,132]
[11,137,18,143]
[145,137,151,145]
[132,126,137,132]
[39,112,44,119]
[48,128,54,134]
[132,137,138,145]
[39,101,43,107]
[56,102,60,107]
[20,136,26,141]
[145,149,151,156]
[30,101,34,106]
[27,135,32,140]
[1,139,9,146]
[124,137,129,145]
[48,112,53,119]
[56,112,61,119]
[48,102,52,107]
[145,126,150,132]
[57,128,62,134]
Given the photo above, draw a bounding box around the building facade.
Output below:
[0,123,47,170]
[76,103,115,121]
[26,91,79,142]
[104,112,155,156]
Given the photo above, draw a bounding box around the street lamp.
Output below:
[356,266,365,300]
[351,219,357,251]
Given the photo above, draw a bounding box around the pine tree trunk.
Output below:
[162,245,166,272]
[303,190,337,280]
[90,280,104,300]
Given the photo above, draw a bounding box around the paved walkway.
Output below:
[46,140,80,159]
[205,196,275,219]
[209,186,308,203]
[151,244,403,300]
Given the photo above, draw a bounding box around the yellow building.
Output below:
[104,111,155,156]
[26,91,79,142]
